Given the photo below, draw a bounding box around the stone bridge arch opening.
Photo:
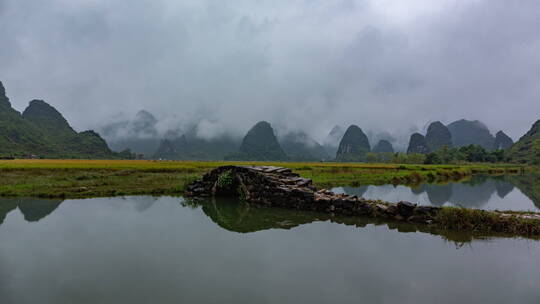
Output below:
[186,165,316,205]
[213,169,243,197]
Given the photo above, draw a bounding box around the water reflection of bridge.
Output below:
[188,198,529,244]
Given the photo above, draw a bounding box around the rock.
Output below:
[336,125,371,161]
[229,121,288,161]
[407,133,430,154]
[373,140,394,153]
[0,81,11,107]
[397,201,417,217]
[493,130,514,150]
[0,81,118,158]
[448,119,495,149]
[414,206,439,216]
[425,121,453,151]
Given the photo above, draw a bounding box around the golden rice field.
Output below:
[0,159,471,169]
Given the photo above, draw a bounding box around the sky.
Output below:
[0,0,539,143]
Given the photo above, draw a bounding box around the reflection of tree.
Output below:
[17,199,63,222]
[425,184,453,206]
[506,174,540,209]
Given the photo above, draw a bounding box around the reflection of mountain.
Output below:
[507,174,540,209]
[408,176,516,208]
[492,176,515,199]
[0,196,163,228]
[425,184,453,206]
[340,186,369,197]
[336,177,517,208]
[410,185,427,195]
[0,198,63,225]
[449,181,495,208]
[129,196,159,212]
[18,199,63,222]
[0,199,19,225]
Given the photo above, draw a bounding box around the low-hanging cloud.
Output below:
[1,0,539,144]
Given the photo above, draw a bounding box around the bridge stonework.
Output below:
[185,165,440,224]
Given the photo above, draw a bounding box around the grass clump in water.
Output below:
[435,207,540,236]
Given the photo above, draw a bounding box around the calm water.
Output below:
[333,174,540,212]
[0,195,540,303]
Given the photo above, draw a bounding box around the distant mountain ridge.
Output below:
[23,99,75,136]
[3,79,531,162]
[0,81,124,158]
[154,121,330,161]
[336,125,371,161]
[278,131,328,161]
[448,119,494,149]
[407,133,430,154]
[154,130,240,160]
[100,110,161,157]
[494,131,514,150]
[227,121,288,161]
[406,119,515,155]
[425,121,453,151]
[373,140,394,153]
[508,120,540,164]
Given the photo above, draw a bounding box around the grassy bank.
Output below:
[0,159,527,199]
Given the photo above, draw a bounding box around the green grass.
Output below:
[0,159,528,199]
[434,207,540,236]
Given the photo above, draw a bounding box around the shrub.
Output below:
[217,170,234,189]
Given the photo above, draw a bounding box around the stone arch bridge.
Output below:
[186,165,540,238]
[185,165,437,223]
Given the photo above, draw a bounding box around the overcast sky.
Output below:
[1,0,539,141]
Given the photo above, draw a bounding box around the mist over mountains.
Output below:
[97,113,540,165]
[98,108,521,158]
[1,77,538,163]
